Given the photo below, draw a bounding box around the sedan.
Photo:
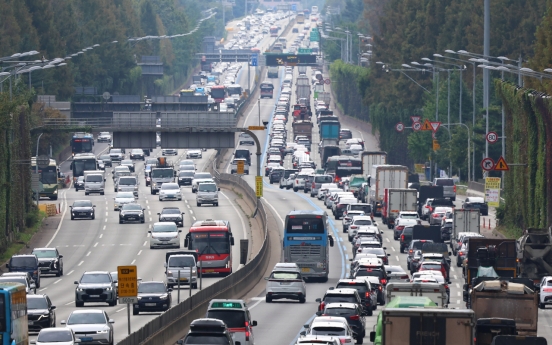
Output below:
[177,171,195,186]
[132,281,172,315]
[159,183,182,201]
[120,159,135,173]
[129,148,145,160]
[70,200,95,220]
[27,294,56,332]
[158,207,185,227]
[186,149,202,159]
[61,310,114,345]
[119,203,145,224]
[34,328,79,345]
[98,155,112,167]
[113,192,135,211]
[385,265,410,282]
[162,148,178,155]
[74,176,85,191]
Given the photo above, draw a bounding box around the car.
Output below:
[177,171,195,186]
[296,335,340,345]
[239,132,255,145]
[417,261,448,281]
[301,316,355,344]
[162,148,178,155]
[411,271,450,303]
[269,167,284,184]
[97,160,106,171]
[97,132,111,142]
[265,162,281,177]
[399,226,414,253]
[108,148,124,162]
[230,158,250,175]
[347,216,375,238]
[292,27,299,33]
[130,148,145,160]
[191,172,213,193]
[133,281,172,315]
[186,149,203,159]
[27,294,56,332]
[70,200,95,220]
[361,276,386,306]
[463,196,489,215]
[394,218,419,240]
[179,319,234,345]
[333,198,358,220]
[429,207,453,225]
[158,207,185,227]
[339,129,353,140]
[335,278,377,315]
[113,192,135,211]
[538,276,552,309]
[265,267,307,303]
[33,328,80,345]
[74,271,117,307]
[149,222,182,249]
[316,288,363,313]
[342,210,365,234]
[32,247,63,277]
[406,239,434,270]
[205,299,258,345]
[433,177,456,201]
[159,182,182,201]
[61,310,115,344]
[441,219,453,241]
[453,232,484,256]
[119,203,145,224]
[0,274,36,294]
[318,302,366,339]
[420,198,435,220]
[120,159,135,172]
[75,176,85,191]
[98,154,112,167]
[384,265,410,282]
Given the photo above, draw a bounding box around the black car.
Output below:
[318,302,366,339]
[70,200,95,220]
[336,279,376,316]
[98,155,112,167]
[406,239,434,270]
[399,226,414,253]
[292,27,299,33]
[132,281,172,315]
[6,254,41,287]
[130,149,145,160]
[32,248,63,277]
[441,221,453,241]
[339,129,353,140]
[269,168,284,184]
[119,203,145,224]
[75,176,85,191]
[158,207,184,227]
[27,294,56,332]
[178,171,194,186]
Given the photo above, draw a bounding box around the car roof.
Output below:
[70,309,105,314]
[325,288,357,295]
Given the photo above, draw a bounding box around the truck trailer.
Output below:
[382,188,418,228]
[369,165,408,216]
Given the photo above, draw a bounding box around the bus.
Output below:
[70,153,97,182]
[311,5,318,14]
[270,26,279,37]
[185,220,235,275]
[31,157,59,200]
[0,282,28,345]
[210,85,226,103]
[71,132,94,155]
[296,13,305,24]
[325,156,362,181]
[226,84,242,97]
[260,82,275,98]
[283,211,334,282]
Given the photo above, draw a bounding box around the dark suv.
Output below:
[32,248,63,277]
[179,319,234,345]
[406,239,434,270]
[318,302,366,339]
[316,288,363,313]
[399,226,414,253]
[6,254,41,288]
[27,294,56,332]
[335,279,376,316]
[74,271,117,307]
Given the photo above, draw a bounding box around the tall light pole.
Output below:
[36,133,44,206]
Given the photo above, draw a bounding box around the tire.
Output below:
[387,224,392,229]
[51,195,58,200]
[280,185,284,189]
[71,215,74,220]
[299,297,306,303]
[215,203,219,206]
[539,302,545,309]
[141,219,145,223]
[366,308,373,316]
[119,219,123,224]
[56,270,61,277]
[91,214,95,220]
[407,262,410,270]
[357,336,364,344]
[76,301,84,307]
[457,260,462,267]
[400,246,404,253]
[84,192,89,195]
[348,235,353,242]
[192,283,198,289]
[197,202,201,207]
[109,299,117,306]
[319,276,328,283]
[100,192,104,195]
[133,309,139,315]
[293,187,298,192]
[286,186,290,190]
[265,295,272,303]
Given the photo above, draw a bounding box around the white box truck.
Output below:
[369,165,408,216]
[361,151,387,178]
[453,209,481,240]
[382,188,418,228]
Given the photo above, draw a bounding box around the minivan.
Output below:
[115,175,139,197]
[234,149,251,166]
[196,182,220,207]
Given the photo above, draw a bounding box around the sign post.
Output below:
[255,176,263,197]
[118,265,138,335]
[484,177,502,207]
[237,160,245,175]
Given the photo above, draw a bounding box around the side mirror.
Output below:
[383,247,387,250]
[182,212,185,216]
[328,235,334,247]
[315,298,321,303]
[179,230,182,233]
[299,331,306,336]
[51,305,56,310]
[109,319,115,323]
[157,213,161,215]
[74,281,79,284]
[69,206,73,209]
[230,237,235,246]
[329,287,334,290]
[218,188,221,191]
[316,311,322,316]
[264,277,269,280]
[348,258,353,262]
[252,320,258,326]
[59,255,63,258]
[5,264,8,268]
[370,332,376,342]
[387,254,391,256]
[448,252,452,256]
[164,263,167,267]
[148,230,152,233]
[177,341,184,345]
[60,320,66,325]
[93,205,96,208]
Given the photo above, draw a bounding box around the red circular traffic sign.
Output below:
[481,157,495,171]
[395,122,404,132]
[412,122,421,132]
[486,131,498,144]
[324,79,331,85]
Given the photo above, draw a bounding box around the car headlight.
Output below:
[137,296,142,300]
[159,294,168,300]
[97,329,109,334]
[37,313,50,320]
[167,270,173,277]
[105,287,112,291]
[77,288,83,292]
[192,268,197,274]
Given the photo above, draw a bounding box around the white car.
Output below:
[161,148,178,155]
[385,265,410,282]
[539,276,552,309]
[347,216,376,240]
[302,316,355,344]
[186,149,203,159]
[34,328,80,345]
[342,210,365,233]
[97,132,111,143]
[265,269,306,303]
[239,132,255,145]
[159,183,182,201]
[292,173,309,192]
[191,173,214,193]
[317,183,338,200]
[397,211,420,222]
[430,207,453,225]
[61,310,114,345]
[149,222,181,248]
[113,191,135,211]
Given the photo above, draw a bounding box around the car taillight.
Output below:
[350,225,357,229]
[296,180,299,183]
[458,251,464,256]
[349,315,360,320]
[401,275,409,280]
[401,235,404,241]
[396,226,404,231]
[312,182,315,188]
[444,284,449,290]
[365,292,371,298]
[453,185,457,192]
[319,301,325,311]
[339,339,347,344]
[409,249,413,254]
[245,331,250,341]
[380,278,387,285]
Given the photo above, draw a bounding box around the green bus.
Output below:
[31,157,60,200]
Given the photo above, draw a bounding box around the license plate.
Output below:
[301,267,310,273]
[145,303,157,306]
[180,277,188,281]
[204,269,214,273]
[80,337,93,342]
[280,282,291,285]
[90,295,100,298]
[128,217,135,220]
[80,213,87,216]
[28,321,34,325]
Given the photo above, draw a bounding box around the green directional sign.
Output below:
[298,48,312,54]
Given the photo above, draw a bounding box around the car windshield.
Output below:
[132,150,142,154]
[138,282,166,293]
[118,178,136,185]
[194,173,212,179]
[180,161,194,165]
[122,204,142,211]
[206,310,245,328]
[27,297,48,309]
[435,179,454,186]
[386,266,405,273]
[179,165,194,171]
[32,250,57,259]
[184,335,229,345]
[161,184,179,190]
[163,209,181,215]
[168,257,195,267]
[0,277,26,285]
[199,184,217,192]
[86,174,102,182]
[80,273,111,284]
[116,192,134,199]
[37,330,73,342]
[324,307,355,317]
[151,169,173,178]
[153,224,177,233]
[121,160,133,165]
[335,284,367,294]
[73,201,92,207]
[311,326,346,336]
[110,149,122,154]
[179,171,194,177]
[67,312,107,325]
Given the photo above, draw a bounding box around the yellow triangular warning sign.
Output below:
[494,156,509,171]
[421,119,432,131]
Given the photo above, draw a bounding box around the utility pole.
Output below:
[484,0,490,159]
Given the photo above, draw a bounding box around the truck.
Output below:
[83,170,105,195]
[516,227,552,284]
[453,209,481,241]
[192,75,202,85]
[321,145,340,168]
[385,282,448,307]
[361,151,387,179]
[150,157,175,195]
[370,306,475,345]
[315,91,331,105]
[412,225,443,243]
[382,188,418,228]
[417,185,444,216]
[469,279,538,336]
[164,250,198,289]
[267,66,279,78]
[369,165,408,216]
[296,84,311,100]
[296,75,310,86]
[319,120,340,140]
[292,121,313,141]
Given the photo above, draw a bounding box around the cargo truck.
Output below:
[150,157,175,195]
[382,188,418,228]
[292,121,313,141]
[315,91,331,106]
[296,75,310,86]
[361,151,387,179]
[370,307,475,345]
[319,120,340,140]
[385,282,448,307]
[453,209,481,241]
[369,165,408,216]
[296,84,311,100]
[516,227,552,284]
[321,145,340,168]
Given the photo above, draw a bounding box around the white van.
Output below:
[196,182,219,207]
[84,170,105,195]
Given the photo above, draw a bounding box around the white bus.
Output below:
[311,6,318,14]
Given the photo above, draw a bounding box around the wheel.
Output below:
[119,219,123,224]
[197,202,201,207]
[348,235,353,242]
[100,192,104,195]
[114,189,117,192]
[133,309,139,315]
[192,283,198,289]
[159,198,162,201]
[286,186,290,190]
[91,214,95,220]
[141,219,145,223]
[356,336,364,344]
[366,308,373,316]
[319,276,328,283]
[539,302,545,309]
[56,270,61,277]
[270,180,273,184]
[265,295,272,303]
[407,262,410,270]
[293,187,298,192]
[51,195,58,200]
[71,215,74,220]
[299,297,306,303]
[279,185,284,189]
[84,192,89,195]
[400,246,404,253]
[109,300,117,306]
[75,301,84,307]
[387,224,392,229]
[215,203,219,206]
[457,260,462,267]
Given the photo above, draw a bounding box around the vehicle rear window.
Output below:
[402,227,413,235]
[311,326,346,336]
[435,179,454,186]
[324,294,357,304]
[206,310,245,328]
[412,241,433,250]
[315,176,333,183]
[355,269,384,279]
[10,257,36,267]
[335,283,368,294]
[421,264,442,270]
[324,307,356,317]
[350,205,372,214]
[286,217,324,234]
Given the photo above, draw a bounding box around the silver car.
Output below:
[265,269,306,303]
[113,192,135,211]
[61,309,114,345]
[159,183,182,201]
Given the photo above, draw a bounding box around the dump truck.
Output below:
[453,209,481,241]
[469,279,538,337]
[382,188,418,228]
[296,84,311,100]
[517,227,552,284]
[292,121,313,141]
[369,165,408,216]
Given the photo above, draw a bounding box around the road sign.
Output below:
[291,4,297,11]
[117,265,138,298]
[248,126,265,130]
[430,121,441,132]
[265,54,317,66]
[481,157,495,171]
[237,160,245,175]
[119,296,138,304]
[421,119,432,131]
[412,122,421,131]
[432,140,440,151]
[494,156,509,171]
[255,176,263,197]
[250,54,258,66]
[486,131,498,144]
[36,155,50,169]
[324,79,331,85]
[395,122,404,133]
[411,116,421,124]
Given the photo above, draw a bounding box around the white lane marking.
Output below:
[385,237,390,243]
[131,259,136,264]
[147,205,150,210]
[39,288,47,291]
[105,218,107,222]
[116,307,126,313]
[342,245,347,251]
[395,255,399,261]
[456,283,460,288]
[105,212,108,217]
[457,292,461,296]
[192,216,196,221]
[86,251,91,257]
[148,211,151,215]
[190,210,193,214]
[67,270,74,276]
[220,191,248,240]
[454,275,457,279]
[146,200,148,204]
[65,301,74,306]
[103,225,106,230]
[53,279,62,285]
[248,297,264,310]
[45,187,70,247]
[147,233,151,237]
[137,250,142,256]
[99,234,103,239]
[78,261,84,266]
[345,254,349,260]
[186,205,191,209]
[391,247,395,252]
[143,241,147,246]
[185,200,188,203]
[149,217,152,222]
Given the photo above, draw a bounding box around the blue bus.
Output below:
[71,132,94,154]
[283,210,334,282]
[0,282,28,345]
